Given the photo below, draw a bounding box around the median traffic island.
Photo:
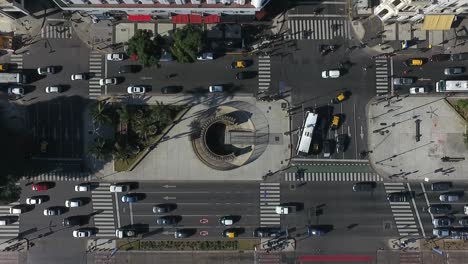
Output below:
[115,239,259,251]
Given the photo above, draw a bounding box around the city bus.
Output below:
[0,73,25,84]
[296,111,318,156]
[435,80,468,92]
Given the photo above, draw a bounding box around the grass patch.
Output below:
[238,240,258,250]
[114,149,145,172]
[134,240,239,251]
[116,240,140,250]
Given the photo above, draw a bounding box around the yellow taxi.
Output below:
[332,92,347,104]
[230,60,247,69]
[330,115,340,130]
[223,228,238,238]
[0,63,9,72]
[404,58,425,66]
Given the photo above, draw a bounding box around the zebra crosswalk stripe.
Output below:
[89,52,103,99]
[384,183,420,236]
[258,56,271,91]
[10,54,23,69]
[287,18,350,40]
[259,182,280,226]
[92,183,116,237]
[283,172,383,182]
[375,57,389,96]
[21,172,91,182]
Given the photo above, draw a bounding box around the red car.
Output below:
[32,183,49,191]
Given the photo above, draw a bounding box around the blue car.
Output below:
[121,194,138,203]
[307,226,325,236]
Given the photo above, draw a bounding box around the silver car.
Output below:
[439,193,460,202]
[433,228,450,237]
[393,77,414,85]
[432,217,454,227]
[444,67,465,75]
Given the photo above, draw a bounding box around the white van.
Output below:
[9,206,24,214]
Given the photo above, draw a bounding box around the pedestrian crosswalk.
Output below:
[89,52,103,99]
[9,55,22,69]
[256,252,281,264]
[384,182,420,237]
[284,172,383,182]
[286,18,350,40]
[21,171,91,182]
[0,252,21,263]
[258,56,271,92]
[91,183,116,237]
[0,202,20,238]
[259,182,280,226]
[41,24,73,39]
[400,252,421,264]
[375,56,390,96]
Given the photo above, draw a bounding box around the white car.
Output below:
[9,206,24,214]
[197,52,214,61]
[65,199,83,208]
[106,53,124,61]
[73,229,94,238]
[321,69,341,78]
[37,66,55,75]
[74,183,91,192]
[465,205,468,215]
[71,73,87,81]
[275,206,291,215]
[99,78,117,86]
[109,184,129,193]
[45,86,61,93]
[26,197,43,205]
[209,85,223,93]
[8,87,24,96]
[409,87,427,94]
[127,86,146,94]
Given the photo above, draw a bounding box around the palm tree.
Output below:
[116,105,130,125]
[113,141,134,162]
[88,137,109,160]
[90,100,112,126]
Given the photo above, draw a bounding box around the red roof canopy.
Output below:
[204,15,220,24]
[171,14,189,24]
[128,15,152,21]
[190,14,202,24]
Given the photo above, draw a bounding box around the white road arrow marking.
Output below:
[348,126,351,137]
[163,196,176,200]
[360,126,364,140]
[163,185,176,188]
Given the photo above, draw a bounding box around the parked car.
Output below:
[65,199,83,208]
[219,215,235,226]
[433,216,454,227]
[222,228,240,238]
[431,182,452,192]
[387,191,414,202]
[253,227,282,238]
[26,196,43,205]
[450,52,468,61]
[45,86,61,93]
[409,87,427,94]
[9,205,24,214]
[127,85,146,94]
[43,207,64,216]
[352,182,377,192]
[393,77,414,85]
[439,193,461,202]
[121,194,138,203]
[32,182,49,191]
[99,78,117,86]
[428,204,452,214]
[444,67,465,75]
[323,140,333,158]
[209,85,223,93]
[307,226,326,236]
[433,228,450,237]
[106,53,124,61]
[71,73,87,80]
[156,215,178,225]
[459,218,468,226]
[321,69,340,78]
[336,134,349,153]
[404,58,426,66]
[37,66,55,75]
[153,204,176,214]
[197,52,214,61]
[8,87,24,96]
[75,182,92,192]
[465,205,468,215]
[161,86,182,94]
[115,228,136,238]
[62,216,82,226]
[73,228,94,238]
[109,183,129,193]
[118,65,140,74]
[430,54,450,62]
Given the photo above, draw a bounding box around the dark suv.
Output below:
[253,227,282,238]
[450,53,468,61]
[428,204,452,214]
[118,65,140,74]
[430,54,450,62]
[431,182,452,191]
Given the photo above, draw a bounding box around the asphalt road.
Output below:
[116,181,260,240]
[281,181,396,255]
[104,54,258,96]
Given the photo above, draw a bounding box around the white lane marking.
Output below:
[114,192,120,228]
[421,182,433,222]
[407,183,425,238]
[130,202,134,225]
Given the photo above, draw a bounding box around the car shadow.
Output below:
[75,197,92,206]
[132,193,146,201]
[142,228,164,238]
[35,195,50,203]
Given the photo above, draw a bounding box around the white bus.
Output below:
[435,80,468,92]
[296,111,318,155]
[0,73,25,84]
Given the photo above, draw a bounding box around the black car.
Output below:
[174,228,193,238]
[450,52,468,61]
[62,216,82,226]
[387,191,414,202]
[428,204,452,214]
[253,227,282,238]
[118,65,140,74]
[152,204,176,214]
[156,215,178,225]
[161,86,182,94]
[322,139,333,158]
[431,182,452,191]
[430,54,451,62]
[235,71,257,80]
[352,182,377,192]
[336,134,349,153]
[459,218,468,226]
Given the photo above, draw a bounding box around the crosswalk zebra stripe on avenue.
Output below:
[91,183,116,237]
[259,183,280,226]
[286,18,350,40]
[384,182,420,237]
[284,172,383,182]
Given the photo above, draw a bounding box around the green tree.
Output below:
[170,25,205,63]
[126,29,163,67]
[113,141,138,162]
[89,100,112,126]
[0,175,20,204]
[88,137,112,161]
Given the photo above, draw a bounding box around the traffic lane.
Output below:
[121,191,258,204]
[138,225,258,240]
[132,213,258,228]
[18,181,93,239]
[129,202,258,216]
[105,57,258,95]
[129,181,261,193]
